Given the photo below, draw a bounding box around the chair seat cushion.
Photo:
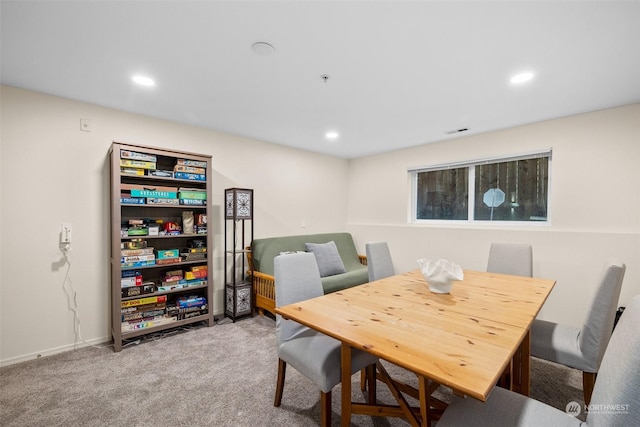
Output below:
[278,327,377,393]
[531,319,594,372]
[438,386,581,427]
[321,266,368,294]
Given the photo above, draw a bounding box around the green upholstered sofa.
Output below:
[248,232,368,317]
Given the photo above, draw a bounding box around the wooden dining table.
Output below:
[275,268,556,427]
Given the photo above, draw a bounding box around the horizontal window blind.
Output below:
[407,149,552,173]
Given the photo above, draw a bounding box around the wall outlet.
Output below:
[61,223,72,243]
[80,118,91,132]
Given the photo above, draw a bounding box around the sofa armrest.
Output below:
[246,247,276,316]
[252,270,276,317]
[250,249,367,317]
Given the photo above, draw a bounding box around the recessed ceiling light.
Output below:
[325,131,339,140]
[132,75,156,87]
[251,42,275,56]
[510,72,534,85]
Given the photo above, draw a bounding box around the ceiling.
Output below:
[2,1,639,159]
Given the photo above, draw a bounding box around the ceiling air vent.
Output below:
[446,128,469,135]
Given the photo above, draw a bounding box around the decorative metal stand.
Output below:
[224,188,254,321]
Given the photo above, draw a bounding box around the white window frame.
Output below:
[409,149,552,226]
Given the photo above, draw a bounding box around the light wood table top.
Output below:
[276,269,555,402]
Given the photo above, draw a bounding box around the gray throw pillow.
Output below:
[305,241,347,277]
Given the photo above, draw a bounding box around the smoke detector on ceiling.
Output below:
[251,42,275,56]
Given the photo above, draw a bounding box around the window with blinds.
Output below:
[410,150,551,223]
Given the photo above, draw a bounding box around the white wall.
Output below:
[0,85,350,365]
[2,85,638,366]
[347,104,640,328]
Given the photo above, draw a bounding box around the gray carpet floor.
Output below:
[0,315,584,426]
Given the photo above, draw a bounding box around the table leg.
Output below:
[521,330,531,396]
[376,362,421,426]
[366,363,376,404]
[341,343,352,427]
[511,329,531,396]
[418,375,431,427]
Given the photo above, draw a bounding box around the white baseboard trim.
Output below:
[0,335,112,368]
[2,313,225,367]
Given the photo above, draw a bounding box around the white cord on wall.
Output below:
[60,244,107,350]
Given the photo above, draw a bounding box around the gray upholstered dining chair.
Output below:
[360,241,396,390]
[531,259,626,406]
[437,293,640,427]
[273,252,378,427]
[487,242,533,277]
[366,241,395,282]
[487,242,532,387]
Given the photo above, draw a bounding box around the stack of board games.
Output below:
[156,266,207,292]
[174,158,206,181]
[119,149,175,179]
[121,270,156,298]
[156,248,181,265]
[121,183,179,206]
[194,213,207,234]
[120,218,193,238]
[121,295,171,332]
[182,238,207,261]
[157,269,184,292]
[166,295,207,321]
[178,187,206,206]
[162,221,182,236]
[123,218,148,237]
[120,149,157,176]
[121,239,155,268]
[119,150,209,182]
[184,265,207,284]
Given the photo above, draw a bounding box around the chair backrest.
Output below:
[486,243,533,277]
[578,260,626,372]
[366,241,395,282]
[274,252,324,344]
[587,293,639,427]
